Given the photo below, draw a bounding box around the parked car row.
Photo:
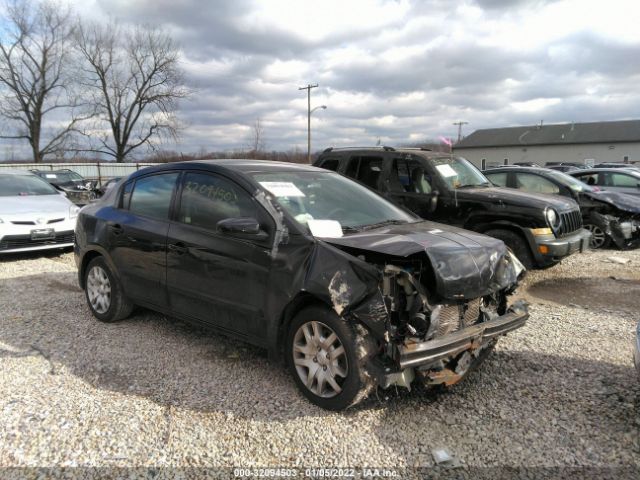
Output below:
[314,147,590,269]
[484,167,640,249]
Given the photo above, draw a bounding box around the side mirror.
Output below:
[217,217,267,239]
[429,190,439,213]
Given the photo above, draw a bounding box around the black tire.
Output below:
[286,305,376,410]
[484,229,534,270]
[84,256,134,322]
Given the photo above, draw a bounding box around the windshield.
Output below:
[545,170,596,192]
[0,174,59,196]
[43,171,84,184]
[431,156,490,189]
[251,171,417,234]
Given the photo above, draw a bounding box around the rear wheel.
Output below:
[484,229,534,269]
[84,256,134,322]
[286,306,376,410]
[583,223,611,249]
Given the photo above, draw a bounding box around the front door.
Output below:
[384,155,438,219]
[166,171,273,342]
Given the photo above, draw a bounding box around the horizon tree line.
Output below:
[0,0,189,163]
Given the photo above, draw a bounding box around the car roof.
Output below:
[320,146,452,159]
[484,166,553,173]
[570,168,640,175]
[0,169,38,176]
[129,159,327,181]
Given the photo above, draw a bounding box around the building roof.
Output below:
[454,119,640,149]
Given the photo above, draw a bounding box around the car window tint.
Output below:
[353,156,384,189]
[319,158,339,171]
[344,157,360,178]
[129,173,179,220]
[120,181,133,208]
[178,172,256,230]
[390,157,432,193]
[514,173,559,195]
[486,172,508,187]
[607,172,639,187]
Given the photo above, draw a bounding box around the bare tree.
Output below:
[76,21,188,162]
[0,0,85,162]
[246,117,265,158]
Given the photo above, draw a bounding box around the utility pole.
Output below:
[453,121,468,143]
[299,83,318,163]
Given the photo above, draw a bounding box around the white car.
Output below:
[0,170,80,254]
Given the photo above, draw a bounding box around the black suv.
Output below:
[315,147,590,269]
[75,160,528,410]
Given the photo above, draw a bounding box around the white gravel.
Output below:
[0,247,638,475]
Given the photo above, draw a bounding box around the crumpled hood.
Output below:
[0,194,73,217]
[324,220,522,300]
[583,190,640,214]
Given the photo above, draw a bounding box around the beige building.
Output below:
[453,119,640,169]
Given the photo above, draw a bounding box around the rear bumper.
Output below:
[397,301,528,370]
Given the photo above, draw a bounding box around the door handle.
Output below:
[108,223,124,235]
[168,242,188,255]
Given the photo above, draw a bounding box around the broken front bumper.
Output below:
[368,301,529,389]
[396,301,529,369]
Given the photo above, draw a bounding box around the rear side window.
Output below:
[486,172,508,187]
[343,156,384,189]
[319,158,339,171]
[177,172,257,231]
[129,173,179,220]
[605,172,639,187]
[514,173,559,195]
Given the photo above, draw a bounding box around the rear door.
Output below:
[107,172,179,309]
[165,171,274,342]
[600,171,640,196]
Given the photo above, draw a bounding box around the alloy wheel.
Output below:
[87,265,111,314]
[584,224,607,249]
[292,321,348,398]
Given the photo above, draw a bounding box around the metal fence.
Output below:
[0,163,157,185]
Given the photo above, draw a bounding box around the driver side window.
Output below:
[178,172,257,231]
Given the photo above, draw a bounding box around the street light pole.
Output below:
[299,83,318,163]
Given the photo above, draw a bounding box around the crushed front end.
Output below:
[348,249,528,390]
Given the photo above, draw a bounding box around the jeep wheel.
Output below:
[286,306,376,410]
[484,229,534,270]
[84,256,134,322]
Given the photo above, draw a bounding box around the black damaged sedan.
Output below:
[75,160,528,410]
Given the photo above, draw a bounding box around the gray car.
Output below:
[570,168,640,197]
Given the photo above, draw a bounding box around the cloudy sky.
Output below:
[9,0,640,157]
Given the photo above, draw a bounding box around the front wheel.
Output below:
[583,223,611,249]
[84,256,134,322]
[286,306,376,410]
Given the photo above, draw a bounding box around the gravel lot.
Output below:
[0,247,638,475]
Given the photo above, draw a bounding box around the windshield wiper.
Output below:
[356,219,408,231]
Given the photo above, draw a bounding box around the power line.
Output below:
[453,121,469,143]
